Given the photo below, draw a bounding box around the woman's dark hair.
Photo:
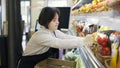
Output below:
[38,7,60,28]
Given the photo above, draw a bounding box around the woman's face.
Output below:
[48,13,59,31]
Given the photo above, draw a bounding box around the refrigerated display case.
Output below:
[69,0,120,68]
[79,46,105,68]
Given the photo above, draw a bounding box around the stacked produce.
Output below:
[71,18,120,67]
[92,31,120,67]
[71,0,112,15]
[110,34,120,68]
[97,33,110,56]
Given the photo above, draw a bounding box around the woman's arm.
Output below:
[55,30,80,39]
[32,30,94,49]
[34,33,85,49]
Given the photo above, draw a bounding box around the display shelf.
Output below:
[72,10,113,17]
[97,17,120,32]
[67,31,108,68]
[71,10,120,32]
[70,1,120,68]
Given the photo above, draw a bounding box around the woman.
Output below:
[18,7,94,68]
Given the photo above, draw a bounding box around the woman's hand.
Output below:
[83,34,94,46]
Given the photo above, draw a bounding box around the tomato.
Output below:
[102,42,107,47]
[97,34,109,47]
[101,49,107,56]
[76,25,83,32]
[100,46,111,56]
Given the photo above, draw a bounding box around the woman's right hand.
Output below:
[83,34,94,46]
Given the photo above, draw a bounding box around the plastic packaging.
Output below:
[110,43,119,68]
[117,46,120,68]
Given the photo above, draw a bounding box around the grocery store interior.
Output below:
[0,0,120,68]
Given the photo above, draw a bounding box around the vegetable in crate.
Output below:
[100,46,111,56]
[64,51,77,61]
[97,33,109,47]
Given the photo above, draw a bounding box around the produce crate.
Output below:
[34,58,76,68]
[104,59,111,68]
[95,52,111,65]
[90,44,111,65]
